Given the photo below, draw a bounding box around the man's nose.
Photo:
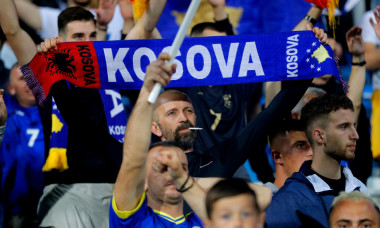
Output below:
[351,127,359,141]
[178,111,189,122]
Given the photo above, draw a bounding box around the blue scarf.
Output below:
[22,30,343,106]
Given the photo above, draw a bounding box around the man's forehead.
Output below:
[157,100,193,112]
[287,130,307,139]
[328,108,355,122]
[155,90,192,109]
[334,200,379,218]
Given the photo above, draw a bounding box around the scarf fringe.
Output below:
[333,54,349,93]
[21,64,46,106]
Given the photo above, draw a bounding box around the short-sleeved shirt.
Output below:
[109,192,204,228]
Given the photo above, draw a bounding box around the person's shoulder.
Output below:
[271,172,315,200]
[109,194,156,227]
[342,167,368,193]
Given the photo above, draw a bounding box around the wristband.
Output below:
[351,60,366,66]
[176,174,194,193]
[304,15,317,26]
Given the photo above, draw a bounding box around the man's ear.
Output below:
[7,83,15,96]
[151,122,163,138]
[313,128,325,145]
[271,150,283,165]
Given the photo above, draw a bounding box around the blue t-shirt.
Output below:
[0,95,44,214]
[109,192,203,228]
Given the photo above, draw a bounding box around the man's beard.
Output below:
[157,122,197,151]
[325,142,356,162]
[174,122,197,151]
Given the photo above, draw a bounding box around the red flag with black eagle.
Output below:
[21,42,101,106]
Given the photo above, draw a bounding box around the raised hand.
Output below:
[37,37,63,53]
[306,24,329,45]
[152,149,187,180]
[369,6,380,40]
[143,53,176,92]
[346,26,365,56]
[94,0,118,28]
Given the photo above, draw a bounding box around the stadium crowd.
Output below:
[0,0,379,227]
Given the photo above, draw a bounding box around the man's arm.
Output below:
[208,0,227,21]
[207,0,234,35]
[293,5,322,32]
[0,0,36,65]
[14,0,42,31]
[119,0,135,39]
[346,26,366,122]
[114,53,175,211]
[125,0,167,40]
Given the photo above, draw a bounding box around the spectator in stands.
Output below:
[264,119,312,194]
[265,94,368,228]
[112,55,271,226]
[329,191,380,228]
[267,25,372,184]
[204,179,265,228]
[0,0,167,226]
[151,26,328,179]
[111,53,204,227]
[0,65,44,227]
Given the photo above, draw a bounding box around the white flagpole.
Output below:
[147,0,201,104]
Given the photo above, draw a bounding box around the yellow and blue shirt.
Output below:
[109,192,203,228]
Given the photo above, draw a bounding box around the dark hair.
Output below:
[190,22,227,37]
[149,141,182,151]
[206,178,259,218]
[268,119,305,147]
[301,94,354,146]
[58,7,95,34]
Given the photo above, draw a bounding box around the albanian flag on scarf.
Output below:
[21,31,344,106]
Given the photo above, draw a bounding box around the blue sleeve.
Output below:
[265,191,304,228]
[109,193,148,228]
[265,187,328,228]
